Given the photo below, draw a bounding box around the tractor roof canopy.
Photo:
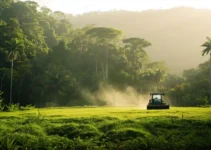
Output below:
[150,92,164,95]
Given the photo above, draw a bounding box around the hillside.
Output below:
[71,7,211,74]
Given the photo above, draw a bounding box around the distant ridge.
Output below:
[71,7,211,74]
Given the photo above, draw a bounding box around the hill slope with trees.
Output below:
[0,1,210,107]
[71,8,211,74]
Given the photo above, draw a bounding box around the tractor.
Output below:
[147,92,169,109]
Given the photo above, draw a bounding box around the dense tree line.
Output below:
[0,0,210,107]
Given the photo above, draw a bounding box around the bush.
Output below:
[20,104,35,110]
[7,103,20,111]
[0,94,35,111]
[45,102,58,107]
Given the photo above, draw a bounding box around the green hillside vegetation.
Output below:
[71,8,211,74]
[0,107,211,149]
[0,1,211,149]
[0,0,210,108]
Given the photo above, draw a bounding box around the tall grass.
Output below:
[0,107,211,149]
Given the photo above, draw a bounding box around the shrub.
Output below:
[21,104,35,110]
[7,103,20,111]
[45,102,58,107]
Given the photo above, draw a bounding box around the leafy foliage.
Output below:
[0,0,166,107]
[0,0,210,107]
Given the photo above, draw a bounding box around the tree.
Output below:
[201,36,211,103]
[31,65,78,106]
[123,37,151,82]
[5,38,24,103]
[40,6,52,16]
[0,68,11,91]
[86,27,122,82]
[68,26,93,86]
[141,69,166,91]
[52,11,66,21]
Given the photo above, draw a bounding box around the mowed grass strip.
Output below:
[0,107,210,120]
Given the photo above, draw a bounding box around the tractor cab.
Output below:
[147,92,169,109]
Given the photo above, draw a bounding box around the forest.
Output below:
[0,0,210,108]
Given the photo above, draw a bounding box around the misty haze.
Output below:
[71,7,211,74]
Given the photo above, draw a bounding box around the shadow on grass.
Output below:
[50,116,119,124]
[47,123,101,139]
[0,116,20,120]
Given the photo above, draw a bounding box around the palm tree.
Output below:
[5,38,24,103]
[202,36,211,102]
[38,66,77,105]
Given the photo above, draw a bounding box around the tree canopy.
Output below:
[0,0,210,107]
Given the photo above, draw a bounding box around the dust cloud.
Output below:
[82,84,149,108]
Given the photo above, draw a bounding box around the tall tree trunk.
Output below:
[102,62,105,81]
[132,51,136,84]
[81,46,85,73]
[40,89,46,107]
[18,76,24,104]
[95,58,98,76]
[209,53,211,103]
[0,72,5,91]
[54,93,57,104]
[106,49,108,82]
[10,58,13,104]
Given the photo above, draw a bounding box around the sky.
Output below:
[32,0,211,15]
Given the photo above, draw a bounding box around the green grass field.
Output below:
[0,107,211,150]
